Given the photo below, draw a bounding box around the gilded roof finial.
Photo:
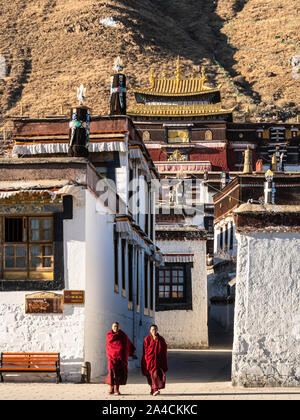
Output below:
[168,149,186,162]
[176,56,182,82]
[113,56,123,73]
[201,66,207,82]
[149,68,155,85]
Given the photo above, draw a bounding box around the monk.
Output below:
[141,324,168,396]
[104,322,135,395]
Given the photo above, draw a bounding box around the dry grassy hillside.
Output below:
[0,0,299,125]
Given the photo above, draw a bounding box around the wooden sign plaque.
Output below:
[63,290,85,305]
[25,293,63,314]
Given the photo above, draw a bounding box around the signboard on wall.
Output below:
[63,290,85,305]
[25,293,63,314]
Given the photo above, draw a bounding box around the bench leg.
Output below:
[0,373,3,383]
[56,372,62,384]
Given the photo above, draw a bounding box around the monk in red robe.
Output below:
[141,324,168,396]
[104,322,135,395]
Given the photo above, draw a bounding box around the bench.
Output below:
[0,352,62,383]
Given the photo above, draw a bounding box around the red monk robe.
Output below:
[141,333,168,394]
[104,329,135,387]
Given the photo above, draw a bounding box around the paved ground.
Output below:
[1,349,300,400]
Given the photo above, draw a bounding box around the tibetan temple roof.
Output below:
[128,57,233,119]
[130,57,219,97]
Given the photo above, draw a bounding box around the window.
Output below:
[150,260,154,312]
[128,244,133,307]
[121,239,126,296]
[156,263,192,311]
[229,223,234,250]
[136,249,140,312]
[2,216,53,281]
[114,231,119,292]
[158,267,184,299]
[224,224,228,251]
[5,217,24,242]
[219,227,223,252]
[94,164,108,178]
[204,216,214,233]
[167,129,189,143]
[144,254,148,313]
[235,151,244,165]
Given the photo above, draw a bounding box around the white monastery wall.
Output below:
[84,191,154,379]
[155,239,208,348]
[0,199,87,383]
[232,232,300,386]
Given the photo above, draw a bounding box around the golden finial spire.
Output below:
[149,68,155,85]
[243,145,253,174]
[201,66,207,83]
[176,56,182,81]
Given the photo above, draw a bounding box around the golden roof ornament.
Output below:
[113,56,123,73]
[127,58,233,118]
[175,56,182,82]
[131,57,221,97]
[149,68,155,85]
[168,149,187,162]
[265,169,274,181]
[201,66,207,82]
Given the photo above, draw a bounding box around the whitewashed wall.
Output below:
[0,189,155,383]
[232,231,300,386]
[0,199,86,383]
[155,239,208,348]
[85,191,155,380]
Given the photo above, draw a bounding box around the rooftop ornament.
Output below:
[265,169,274,182]
[167,149,187,162]
[77,84,86,107]
[175,56,182,82]
[113,56,123,73]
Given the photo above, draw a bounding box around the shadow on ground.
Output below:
[128,349,232,385]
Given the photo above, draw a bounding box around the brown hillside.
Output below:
[0,0,299,125]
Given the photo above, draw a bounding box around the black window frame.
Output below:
[155,262,193,311]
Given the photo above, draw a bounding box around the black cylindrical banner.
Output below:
[68,105,90,157]
[110,73,126,115]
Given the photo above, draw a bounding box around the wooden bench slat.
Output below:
[2,353,59,356]
[2,359,58,363]
[0,368,57,371]
[2,362,56,367]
